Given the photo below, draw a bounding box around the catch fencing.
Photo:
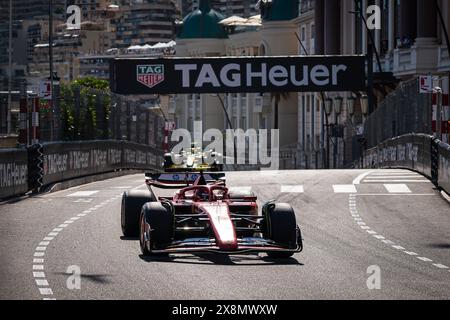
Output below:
[363,134,450,195]
[364,78,432,148]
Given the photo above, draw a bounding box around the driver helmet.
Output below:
[198,189,209,201]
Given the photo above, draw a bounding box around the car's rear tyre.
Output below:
[121,190,156,237]
[140,202,174,256]
[262,202,298,258]
[163,153,174,168]
[228,189,255,199]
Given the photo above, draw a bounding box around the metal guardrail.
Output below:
[362,134,450,195]
[0,140,163,199]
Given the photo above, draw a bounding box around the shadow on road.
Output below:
[120,236,138,241]
[138,253,303,266]
[54,272,112,284]
[427,243,450,249]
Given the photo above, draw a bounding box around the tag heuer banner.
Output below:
[110,56,367,95]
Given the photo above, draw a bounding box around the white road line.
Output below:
[369,172,421,176]
[35,247,47,251]
[33,265,44,270]
[63,220,74,224]
[70,217,80,221]
[58,224,68,228]
[392,245,405,250]
[367,230,377,235]
[48,232,58,237]
[373,235,385,240]
[433,264,449,269]
[77,213,87,217]
[353,171,374,185]
[417,257,433,262]
[333,185,357,193]
[35,279,49,286]
[360,226,371,230]
[228,186,252,193]
[33,259,44,263]
[39,241,50,246]
[365,176,424,179]
[381,240,395,245]
[33,272,45,278]
[52,228,63,232]
[34,252,45,257]
[43,237,54,241]
[280,185,304,193]
[404,251,418,256]
[355,194,434,196]
[384,184,412,193]
[366,180,429,183]
[38,288,53,295]
[66,191,99,197]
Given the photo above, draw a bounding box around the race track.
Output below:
[1,169,449,300]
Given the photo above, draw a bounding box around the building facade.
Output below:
[179,0,258,18]
[110,0,178,48]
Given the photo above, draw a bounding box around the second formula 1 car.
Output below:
[162,143,223,172]
[121,171,303,258]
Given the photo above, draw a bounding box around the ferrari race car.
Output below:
[121,172,303,258]
[163,144,223,172]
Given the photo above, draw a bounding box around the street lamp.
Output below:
[347,96,357,118]
[334,96,343,116]
[360,94,369,116]
[333,96,343,169]
[324,98,333,117]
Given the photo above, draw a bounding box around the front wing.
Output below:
[149,237,303,255]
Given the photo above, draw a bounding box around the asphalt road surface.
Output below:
[1,169,449,300]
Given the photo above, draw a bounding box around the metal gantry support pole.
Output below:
[49,0,54,141]
[7,0,12,135]
[436,84,443,141]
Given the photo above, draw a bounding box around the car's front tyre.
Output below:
[262,202,299,258]
[139,202,174,256]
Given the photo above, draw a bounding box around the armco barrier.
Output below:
[42,140,162,187]
[0,140,162,199]
[438,141,450,193]
[363,134,450,195]
[0,148,28,199]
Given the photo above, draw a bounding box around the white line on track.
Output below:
[353,171,375,185]
[348,194,448,275]
[280,185,304,193]
[383,184,411,193]
[66,191,99,197]
[365,180,429,183]
[334,185,357,193]
[32,192,124,300]
[417,257,433,262]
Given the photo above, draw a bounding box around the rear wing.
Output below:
[145,172,226,189]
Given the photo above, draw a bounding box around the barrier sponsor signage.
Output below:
[110,56,367,95]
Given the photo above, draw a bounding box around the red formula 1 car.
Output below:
[121,172,303,258]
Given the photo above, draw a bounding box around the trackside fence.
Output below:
[362,134,450,195]
[0,141,163,199]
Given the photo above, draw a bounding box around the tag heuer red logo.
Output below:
[137,65,165,88]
